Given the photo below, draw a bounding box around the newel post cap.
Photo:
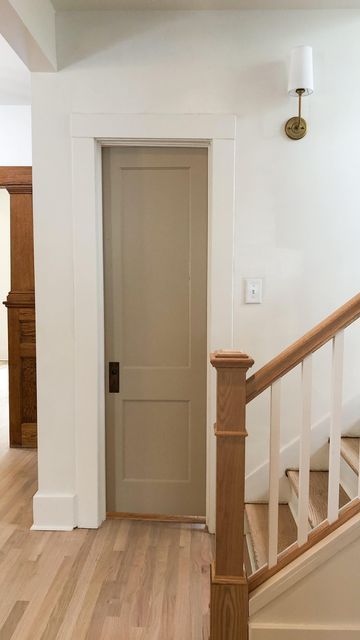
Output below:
[210,350,254,369]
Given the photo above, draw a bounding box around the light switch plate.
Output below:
[245,278,263,304]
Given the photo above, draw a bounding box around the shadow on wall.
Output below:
[56,10,182,69]
[55,9,360,75]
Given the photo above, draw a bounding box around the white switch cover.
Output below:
[245,278,263,304]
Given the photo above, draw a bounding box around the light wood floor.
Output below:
[0,363,212,639]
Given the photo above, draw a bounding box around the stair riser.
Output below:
[245,532,258,573]
[245,512,258,573]
[340,456,358,500]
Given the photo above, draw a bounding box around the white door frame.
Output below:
[71,113,236,531]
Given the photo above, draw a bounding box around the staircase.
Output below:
[245,438,359,575]
[208,293,360,639]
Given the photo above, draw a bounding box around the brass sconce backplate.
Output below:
[285,116,307,140]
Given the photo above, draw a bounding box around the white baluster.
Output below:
[327,331,344,524]
[268,380,281,568]
[298,356,312,545]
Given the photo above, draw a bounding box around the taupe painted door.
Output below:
[103,146,208,516]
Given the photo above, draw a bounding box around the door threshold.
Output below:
[106,511,206,525]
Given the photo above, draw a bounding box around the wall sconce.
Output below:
[285,46,314,140]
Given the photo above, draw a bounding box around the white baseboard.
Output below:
[246,394,360,502]
[250,624,360,639]
[32,491,77,531]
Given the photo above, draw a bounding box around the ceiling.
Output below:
[0,35,31,105]
[51,0,360,9]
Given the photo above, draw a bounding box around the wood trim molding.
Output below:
[1,166,36,449]
[211,565,248,585]
[0,166,32,192]
[4,292,35,308]
[213,421,248,438]
[106,512,206,524]
[210,564,249,640]
[248,497,360,592]
[214,428,248,438]
[246,293,360,403]
[21,423,37,448]
[211,350,254,369]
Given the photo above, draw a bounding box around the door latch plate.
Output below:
[109,362,120,393]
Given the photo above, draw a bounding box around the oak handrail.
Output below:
[246,293,360,404]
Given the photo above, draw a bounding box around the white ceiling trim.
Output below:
[0,0,57,71]
[51,0,360,11]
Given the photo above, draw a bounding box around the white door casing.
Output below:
[69,114,236,531]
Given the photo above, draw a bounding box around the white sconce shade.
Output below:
[288,46,314,96]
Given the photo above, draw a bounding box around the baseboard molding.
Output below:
[246,394,360,502]
[32,491,77,531]
[107,511,206,524]
[250,624,360,638]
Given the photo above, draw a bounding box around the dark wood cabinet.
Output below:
[1,167,36,448]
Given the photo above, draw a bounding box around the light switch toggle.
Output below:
[245,278,263,304]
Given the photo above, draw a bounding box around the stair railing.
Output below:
[209,292,360,640]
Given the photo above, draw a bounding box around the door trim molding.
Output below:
[107,512,206,525]
[70,113,236,529]
[71,113,236,141]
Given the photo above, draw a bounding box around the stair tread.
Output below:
[245,503,297,571]
[287,469,349,528]
[340,437,360,475]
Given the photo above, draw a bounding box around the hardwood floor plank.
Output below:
[39,534,95,640]
[100,617,144,640]
[55,527,114,640]
[0,364,213,639]
[0,601,28,640]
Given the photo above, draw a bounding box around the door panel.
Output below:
[121,166,190,368]
[123,400,189,481]
[103,146,207,516]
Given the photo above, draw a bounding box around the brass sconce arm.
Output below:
[285,88,307,140]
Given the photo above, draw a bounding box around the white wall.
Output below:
[0,105,32,164]
[0,34,31,104]
[0,104,31,363]
[31,9,360,525]
[0,190,10,361]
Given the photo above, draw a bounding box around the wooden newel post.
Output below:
[210,351,254,640]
